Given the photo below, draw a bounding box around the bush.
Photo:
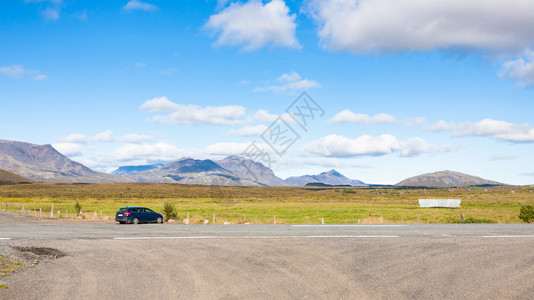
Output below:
[519,205,534,223]
[453,216,495,223]
[462,217,495,223]
[163,202,177,221]
[74,201,82,215]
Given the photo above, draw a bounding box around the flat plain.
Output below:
[0,183,533,224]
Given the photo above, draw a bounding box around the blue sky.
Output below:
[1,0,534,185]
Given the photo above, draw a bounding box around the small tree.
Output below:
[74,200,82,216]
[519,205,534,223]
[163,202,177,221]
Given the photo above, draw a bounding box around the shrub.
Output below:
[453,216,495,223]
[519,205,534,223]
[163,202,178,221]
[74,201,82,215]
[342,189,356,194]
[462,217,495,223]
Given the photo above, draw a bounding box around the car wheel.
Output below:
[132,217,139,224]
[156,217,163,224]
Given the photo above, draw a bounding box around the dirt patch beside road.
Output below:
[1,237,534,299]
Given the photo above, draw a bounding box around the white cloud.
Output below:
[34,74,48,81]
[305,134,400,157]
[124,0,158,12]
[52,143,82,157]
[254,72,321,93]
[204,142,253,156]
[0,65,26,78]
[141,97,246,125]
[203,141,278,158]
[157,68,179,75]
[120,134,154,144]
[252,109,297,124]
[25,0,63,20]
[430,118,534,142]
[499,50,534,87]
[488,154,516,161]
[399,137,454,157]
[42,7,59,20]
[93,130,114,142]
[73,10,88,21]
[404,117,427,127]
[0,65,47,80]
[59,133,87,144]
[113,143,183,162]
[24,0,62,3]
[204,0,299,51]
[329,110,396,124]
[229,125,268,136]
[304,134,452,157]
[306,0,534,56]
[140,97,180,113]
[216,0,231,10]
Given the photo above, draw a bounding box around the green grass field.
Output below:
[1,183,533,224]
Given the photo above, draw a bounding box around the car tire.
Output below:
[156,217,163,224]
[132,217,139,224]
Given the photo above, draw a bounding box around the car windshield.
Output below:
[118,208,129,212]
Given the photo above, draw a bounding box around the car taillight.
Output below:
[124,212,131,216]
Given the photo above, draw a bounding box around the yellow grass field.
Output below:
[1,183,533,224]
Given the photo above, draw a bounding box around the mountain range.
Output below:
[285,169,367,186]
[0,139,508,187]
[0,140,119,183]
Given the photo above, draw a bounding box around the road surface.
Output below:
[1,213,534,299]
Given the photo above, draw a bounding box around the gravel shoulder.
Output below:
[1,237,534,299]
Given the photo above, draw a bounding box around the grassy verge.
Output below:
[1,183,533,223]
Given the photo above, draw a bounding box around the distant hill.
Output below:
[0,168,33,185]
[111,164,164,176]
[0,140,122,183]
[395,170,504,188]
[285,169,367,187]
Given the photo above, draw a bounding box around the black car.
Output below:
[115,207,164,224]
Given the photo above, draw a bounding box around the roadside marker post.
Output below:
[51,204,54,218]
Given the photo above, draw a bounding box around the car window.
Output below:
[119,208,128,212]
[131,208,140,212]
[145,208,154,213]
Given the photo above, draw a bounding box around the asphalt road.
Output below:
[2,213,534,299]
[1,222,534,240]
